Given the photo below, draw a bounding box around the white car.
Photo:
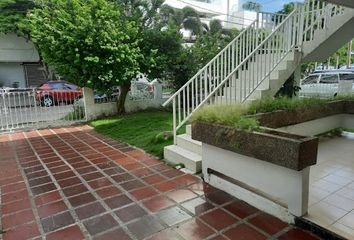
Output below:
[299,71,354,98]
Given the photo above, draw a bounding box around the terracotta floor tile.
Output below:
[46,225,85,240]
[157,206,192,226]
[278,228,320,240]
[68,192,97,207]
[2,189,29,204]
[120,179,146,191]
[2,221,40,240]
[115,203,148,222]
[87,178,112,190]
[146,229,183,240]
[175,218,215,240]
[37,200,68,218]
[82,172,105,181]
[182,198,215,216]
[174,174,200,187]
[223,224,267,240]
[143,195,175,213]
[57,177,82,188]
[104,194,133,210]
[142,174,167,185]
[2,198,31,214]
[62,184,89,197]
[248,213,287,235]
[154,180,179,192]
[111,173,135,183]
[205,190,234,205]
[93,228,132,240]
[41,211,75,233]
[161,169,184,179]
[131,167,155,178]
[75,202,106,220]
[189,181,217,196]
[130,186,159,201]
[200,209,238,231]
[0,127,323,240]
[167,189,198,203]
[96,186,122,199]
[224,200,259,219]
[83,213,118,236]
[127,215,165,240]
[2,209,35,230]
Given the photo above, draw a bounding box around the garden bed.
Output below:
[192,121,318,171]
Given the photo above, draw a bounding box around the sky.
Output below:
[242,0,304,12]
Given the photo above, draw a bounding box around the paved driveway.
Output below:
[0,126,320,240]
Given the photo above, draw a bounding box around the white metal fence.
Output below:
[0,88,86,133]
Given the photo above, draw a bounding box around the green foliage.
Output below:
[90,111,185,158]
[275,74,301,98]
[242,1,262,11]
[171,30,239,89]
[190,104,260,131]
[26,0,142,92]
[209,19,223,35]
[277,2,295,15]
[247,97,327,114]
[0,0,34,34]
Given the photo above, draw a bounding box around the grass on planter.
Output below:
[190,96,354,131]
[190,104,260,131]
[90,111,185,159]
[247,97,326,114]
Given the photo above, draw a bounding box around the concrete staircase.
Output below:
[164,125,202,173]
[163,0,354,173]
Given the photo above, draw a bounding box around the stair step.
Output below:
[176,134,202,155]
[186,124,192,135]
[164,145,202,173]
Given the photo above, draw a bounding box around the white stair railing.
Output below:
[301,0,346,43]
[163,0,349,144]
[163,12,287,142]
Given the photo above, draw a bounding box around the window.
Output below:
[339,74,354,81]
[49,83,65,89]
[64,84,80,90]
[302,75,318,85]
[319,74,338,84]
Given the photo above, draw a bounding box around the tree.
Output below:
[279,2,295,14]
[0,0,34,35]
[26,0,143,114]
[242,1,262,12]
[171,28,239,89]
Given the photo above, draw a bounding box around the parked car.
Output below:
[36,81,82,107]
[299,71,354,98]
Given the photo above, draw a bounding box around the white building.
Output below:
[0,33,46,88]
[163,0,259,30]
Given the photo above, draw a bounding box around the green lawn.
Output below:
[90,111,185,159]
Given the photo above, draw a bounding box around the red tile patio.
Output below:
[0,125,321,240]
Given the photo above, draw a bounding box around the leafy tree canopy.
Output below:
[0,0,34,34]
[242,1,262,12]
[26,0,142,106]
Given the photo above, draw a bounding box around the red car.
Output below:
[36,81,82,107]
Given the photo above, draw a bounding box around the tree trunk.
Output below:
[117,82,130,115]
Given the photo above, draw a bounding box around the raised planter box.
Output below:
[191,100,354,221]
[192,121,318,171]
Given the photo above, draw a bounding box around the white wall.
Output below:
[0,34,40,62]
[0,63,26,88]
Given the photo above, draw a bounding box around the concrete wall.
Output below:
[0,63,27,88]
[83,85,168,120]
[0,34,40,62]
[202,113,354,223]
[278,114,354,136]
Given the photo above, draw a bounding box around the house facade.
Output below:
[0,33,46,88]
